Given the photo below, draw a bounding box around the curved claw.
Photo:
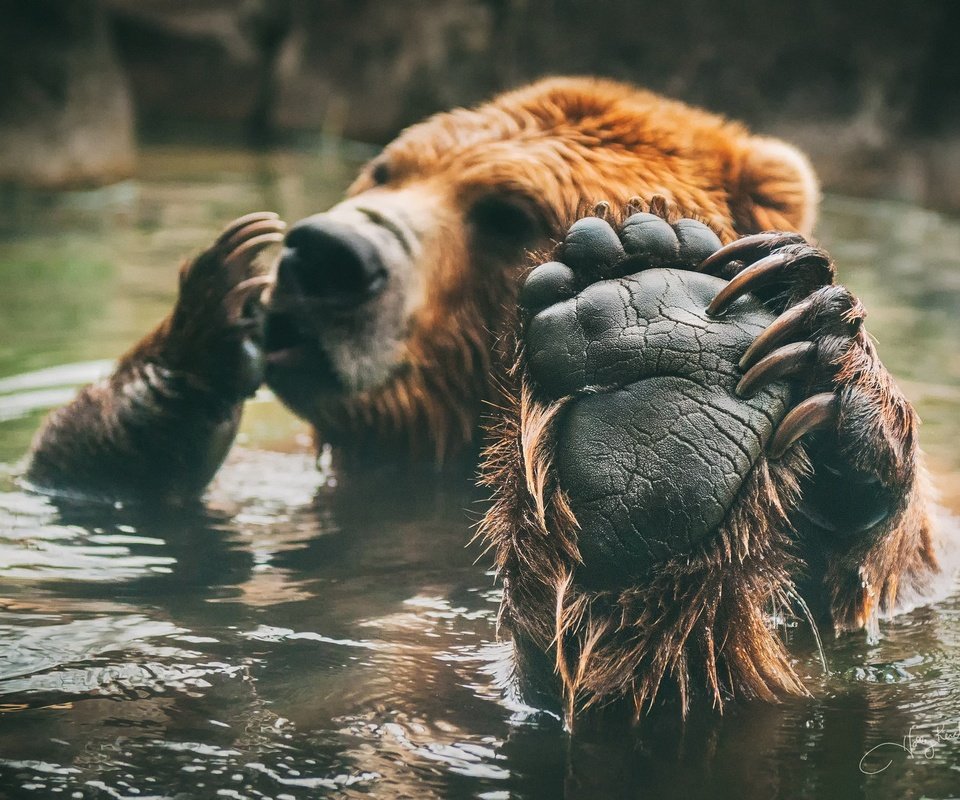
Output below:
[217,211,281,245]
[697,231,804,274]
[706,251,794,316]
[739,294,816,370]
[736,341,816,398]
[223,232,284,271]
[592,200,612,220]
[768,392,839,459]
[221,218,287,253]
[225,274,274,321]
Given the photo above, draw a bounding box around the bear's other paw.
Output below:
[165,212,285,400]
[24,212,285,503]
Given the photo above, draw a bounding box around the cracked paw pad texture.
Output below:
[524,267,790,586]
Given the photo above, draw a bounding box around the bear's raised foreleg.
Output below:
[25,213,283,503]
[481,203,939,720]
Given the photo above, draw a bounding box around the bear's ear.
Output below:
[730,136,820,237]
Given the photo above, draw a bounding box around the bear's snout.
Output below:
[276,216,388,310]
[262,198,430,404]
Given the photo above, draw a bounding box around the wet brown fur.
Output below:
[29,77,939,717]
[819,334,939,629]
[478,198,938,719]
[284,79,938,714]
[478,199,810,719]
[297,77,819,460]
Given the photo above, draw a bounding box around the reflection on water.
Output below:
[0,146,958,799]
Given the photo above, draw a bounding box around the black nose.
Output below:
[277,216,387,307]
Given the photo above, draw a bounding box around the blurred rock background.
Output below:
[2,0,958,209]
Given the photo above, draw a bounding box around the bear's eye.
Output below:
[468,196,540,245]
[371,161,391,186]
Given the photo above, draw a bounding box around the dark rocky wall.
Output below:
[104,0,960,138]
[0,0,135,188]
[3,0,958,208]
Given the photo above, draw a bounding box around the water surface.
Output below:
[1,145,959,799]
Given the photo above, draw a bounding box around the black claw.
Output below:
[216,212,281,245]
[225,274,274,322]
[221,219,287,254]
[223,233,285,271]
[736,341,816,398]
[592,200,613,220]
[739,295,816,370]
[706,251,794,316]
[697,231,805,275]
[768,392,839,459]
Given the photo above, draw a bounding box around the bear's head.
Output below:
[262,77,818,458]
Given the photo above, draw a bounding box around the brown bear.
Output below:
[24,77,942,719]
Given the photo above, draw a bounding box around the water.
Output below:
[1,145,959,799]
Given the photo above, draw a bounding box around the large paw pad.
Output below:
[520,214,789,586]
